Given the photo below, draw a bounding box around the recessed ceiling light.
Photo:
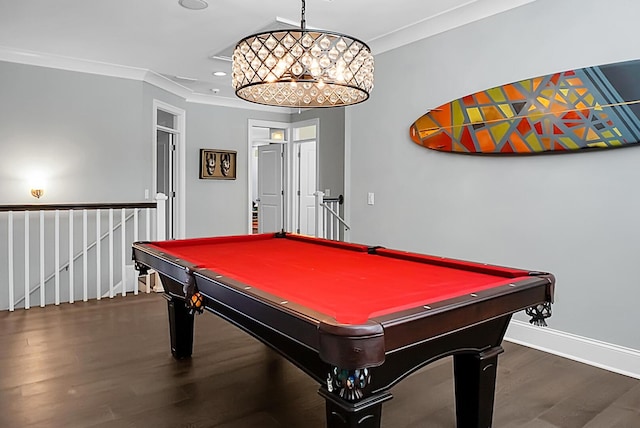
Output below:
[213,71,227,77]
[210,88,220,94]
[178,0,208,10]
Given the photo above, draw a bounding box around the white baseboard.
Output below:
[505,320,640,380]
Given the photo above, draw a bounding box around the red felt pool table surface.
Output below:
[147,233,533,324]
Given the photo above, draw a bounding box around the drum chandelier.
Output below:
[232,0,374,108]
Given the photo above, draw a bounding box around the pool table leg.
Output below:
[319,388,393,428]
[453,346,504,428]
[166,295,194,359]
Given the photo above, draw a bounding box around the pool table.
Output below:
[132,232,554,428]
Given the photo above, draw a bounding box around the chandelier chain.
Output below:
[301,0,306,30]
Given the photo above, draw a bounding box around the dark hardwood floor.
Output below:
[1,294,638,428]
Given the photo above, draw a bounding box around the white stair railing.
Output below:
[314,191,350,241]
[0,195,167,311]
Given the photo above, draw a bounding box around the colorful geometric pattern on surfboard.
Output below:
[409,59,640,154]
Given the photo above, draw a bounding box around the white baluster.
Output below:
[133,208,139,296]
[83,209,88,302]
[24,211,30,310]
[40,211,45,307]
[145,207,151,241]
[109,209,114,298]
[54,210,60,305]
[323,207,328,240]
[328,202,334,240]
[69,209,74,304]
[96,209,101,300]
[133,208,139,241]
[337,202,341,239]
[8,211,14,312]
[121,208,126,297]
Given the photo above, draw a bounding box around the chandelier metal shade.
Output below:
[232,0,374,108]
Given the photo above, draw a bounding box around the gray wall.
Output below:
[185,103,289,238]
[142,82,293,237]
[348,0,640,351]
[0,62,148,203]
[294,107,346,199]
[0,61,341,240]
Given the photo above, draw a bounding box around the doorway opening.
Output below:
[153,100,185,239]
[248,119,319,235]
[249,122,288,234]
[291,120,318,235]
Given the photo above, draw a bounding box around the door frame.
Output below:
[290,118,319,235]
[247,119,320,235]
[152,100,186,239]
[247,119,291,234]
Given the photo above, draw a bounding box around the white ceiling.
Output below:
[0,0,535,105]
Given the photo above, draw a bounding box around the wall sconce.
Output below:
[31,189,44,199]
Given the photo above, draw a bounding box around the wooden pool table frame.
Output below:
[132,233,554,428]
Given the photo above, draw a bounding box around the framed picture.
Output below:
[199,149,237,180]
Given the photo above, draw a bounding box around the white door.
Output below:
[155,103,185,240]
[156,129,176,239]
[257,144,284,233]
[297,141,317,235]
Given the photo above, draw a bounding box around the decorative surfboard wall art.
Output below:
[409,59,640,154]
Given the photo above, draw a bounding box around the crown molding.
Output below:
[0,45,293,113]
[368,0,537,54]
[0,45,149,81]
[0,0,538,111]
[185,91,294,112]
[141,69,192,98]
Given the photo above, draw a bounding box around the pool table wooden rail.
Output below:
[133,240,386,373]
[132,239,554,383]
